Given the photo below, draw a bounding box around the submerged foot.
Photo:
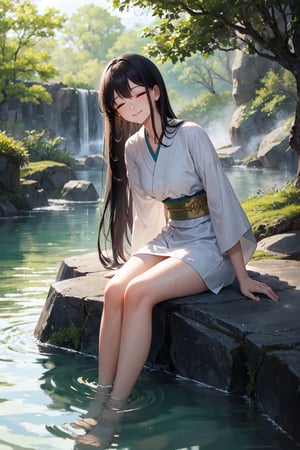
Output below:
[59,385,112,437]
[75,396,126,449]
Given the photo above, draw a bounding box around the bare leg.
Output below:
[75,257,207,447]
[111,257,207,400]
[97,254,168,387]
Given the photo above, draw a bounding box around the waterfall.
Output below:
[77,88,103,155]
[78,88,90,156]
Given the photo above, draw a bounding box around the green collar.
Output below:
[144,128,160,162]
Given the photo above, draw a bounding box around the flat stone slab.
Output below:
[256,231,300,257]
[248,258,300,289]
[34,253,300,444]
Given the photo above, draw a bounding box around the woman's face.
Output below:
[113,80,160,126]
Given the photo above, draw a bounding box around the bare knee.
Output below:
[123,280,153,313]
[103,280,125,314]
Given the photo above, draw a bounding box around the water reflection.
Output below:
[26,346,295,450]
[40,349,298,450]
[225,166,294,200]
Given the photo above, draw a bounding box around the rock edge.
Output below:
[34,252,300,444]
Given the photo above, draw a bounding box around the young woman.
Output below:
[66,53,278,447]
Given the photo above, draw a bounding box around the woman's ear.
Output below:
[153,84,160,101]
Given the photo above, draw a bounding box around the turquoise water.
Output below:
[0,167,297,450]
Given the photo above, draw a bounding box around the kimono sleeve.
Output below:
[125,144,166,254]
[188,125,257,263]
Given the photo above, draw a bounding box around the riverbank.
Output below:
[34,233,300,445]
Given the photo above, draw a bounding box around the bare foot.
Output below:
[60,385,111,436]
[81,386,111,419]
[75,411,121,448]
[75,397,126,449]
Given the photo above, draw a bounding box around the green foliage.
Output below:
[112,1,300,152]
[113,1,298,74]
[178,90,234,128]
[0,0,65,104]
[107,28,150,59]
[0,131,28,166]
[49,5,124,89]
[21,130,75,166]
[251,69,296,117]
[242,183,300,241]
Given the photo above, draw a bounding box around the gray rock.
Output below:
[85,154,107,170]
[23,162,76,195]
[168,313,247,393]
[232,50,276,106]
[34,252,300,444]
[34,272,105,355]
[217,145,246,161]
[258,126,294,170]
[0,199,19,217]
[229,105,274,150]
[0,156,20,192]
[257,231,300,257]
[55,251,103,281]
[61,180,99,201]
[21,179,48,209]
[256,349,300,443]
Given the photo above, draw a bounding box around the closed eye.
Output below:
[115,102,125,110]
[114,90,147,110]
[136,91,146,98]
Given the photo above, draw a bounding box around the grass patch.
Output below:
[21,160,66,177]
[242,183,300,241]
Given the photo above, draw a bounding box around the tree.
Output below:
[113,0,300,185]
[50,5,125,89]
[174,51,234,94]
[0,0,65,105]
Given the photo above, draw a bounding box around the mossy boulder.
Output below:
[0,155,20,193]
[21,160,76,197]
[258,124,296,171]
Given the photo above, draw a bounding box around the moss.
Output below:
[21,160,66,178]
[48,311,92,350]
[242,183,300,241]
[243,152,259,164]
[251,250,286,261]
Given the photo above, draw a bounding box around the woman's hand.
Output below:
[104,270,118,279]
[239,276,279,302]
[227,241,279,302]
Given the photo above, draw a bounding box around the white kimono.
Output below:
[125,120,256,293]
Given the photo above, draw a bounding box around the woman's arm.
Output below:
[228,241,279,302]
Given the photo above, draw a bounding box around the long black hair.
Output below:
[97,54,179,268]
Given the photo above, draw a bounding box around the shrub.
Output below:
[251,68,296,118]
[22,130,75,167]
[0,131,29,167]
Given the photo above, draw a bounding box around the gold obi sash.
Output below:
[163,190,209,220]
